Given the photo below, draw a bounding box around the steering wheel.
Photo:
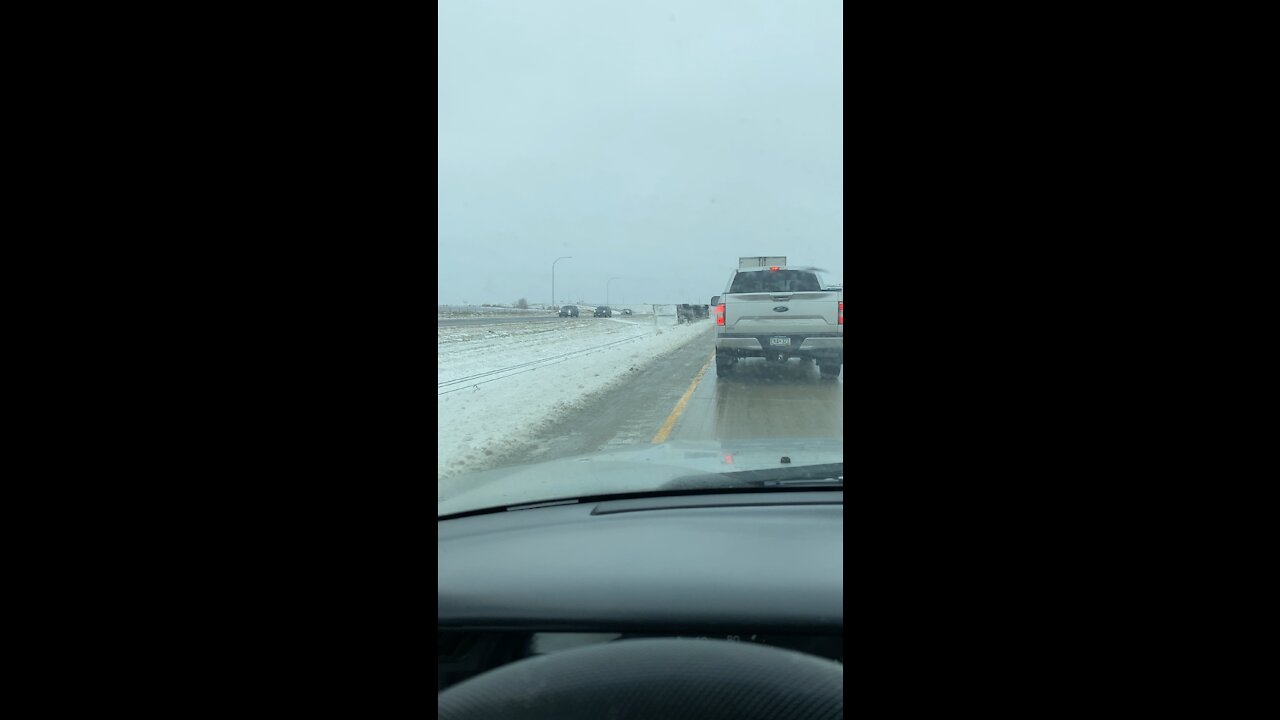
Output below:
[438,637,843,720]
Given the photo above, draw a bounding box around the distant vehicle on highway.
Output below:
[593,306,613,317]
[558,305,580,317]
[621,308,633,316]
[676,304,709,323]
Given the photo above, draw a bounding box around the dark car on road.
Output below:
[593,306,612,317]
[558,305,579,317]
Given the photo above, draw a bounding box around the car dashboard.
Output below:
[438,489,844,691]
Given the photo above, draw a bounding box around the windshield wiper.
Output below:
[659,463,843,490]
[438,463,844,521]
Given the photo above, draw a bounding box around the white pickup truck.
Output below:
[712,257,843,378]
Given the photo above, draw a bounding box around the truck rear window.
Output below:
[729,270,822,293]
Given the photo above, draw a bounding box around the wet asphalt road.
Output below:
[675,339,844,443]
[517,324,843,466]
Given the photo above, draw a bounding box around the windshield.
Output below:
[439,0,843,516]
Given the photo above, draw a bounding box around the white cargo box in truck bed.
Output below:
[738,256,788,269]
[714,261,843,378]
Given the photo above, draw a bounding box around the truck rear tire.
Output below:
[716,351,735,376]
[818,359,841,378]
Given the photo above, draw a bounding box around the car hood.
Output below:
[438,439,843,516]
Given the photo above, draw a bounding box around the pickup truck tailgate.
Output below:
[723,291,841,333]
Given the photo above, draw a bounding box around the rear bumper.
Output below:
[715,333,842,359]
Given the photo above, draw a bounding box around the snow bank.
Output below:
[438,318,709,485]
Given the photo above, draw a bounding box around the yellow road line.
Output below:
[652,352,715,444]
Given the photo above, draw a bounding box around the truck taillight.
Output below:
[838,301,843,325]
[715,304,725,326]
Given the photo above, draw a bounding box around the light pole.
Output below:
[552,256,571,310]
[606,277,622,308]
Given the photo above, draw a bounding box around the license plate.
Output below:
[769,336,791,347]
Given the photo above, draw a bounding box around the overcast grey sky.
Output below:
[438,0,842,306]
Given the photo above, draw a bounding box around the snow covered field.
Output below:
[438,305,552,317]
[438,317,707,485]
[437,304,656,318]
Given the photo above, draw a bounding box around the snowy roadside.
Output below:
[438,318,709,486]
